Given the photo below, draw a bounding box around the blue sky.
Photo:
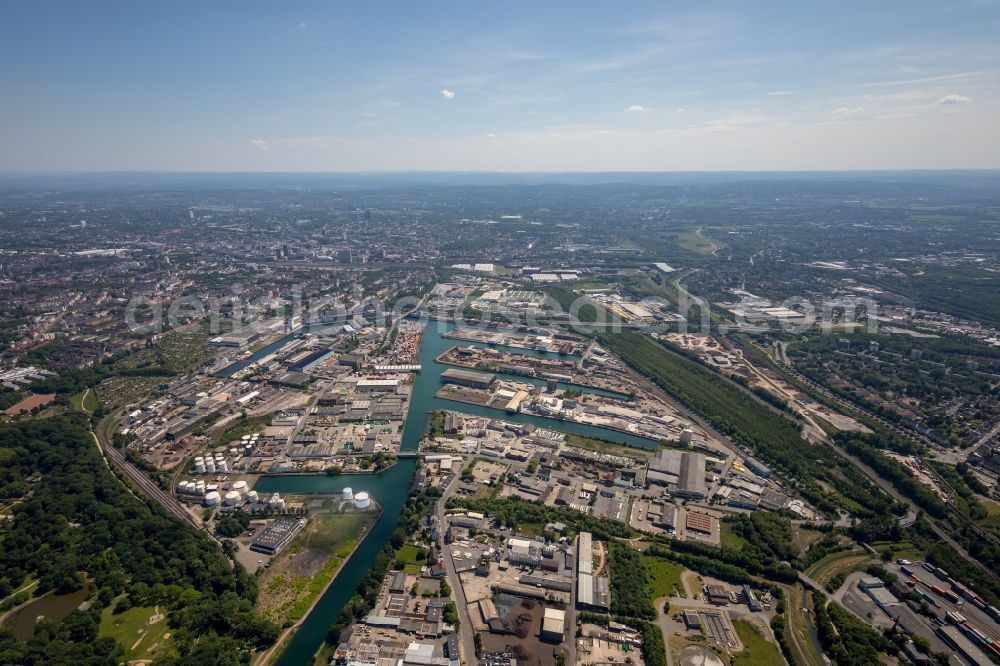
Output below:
[1,0,998,170]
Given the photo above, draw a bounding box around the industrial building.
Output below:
[249,516,304,556]
[440,368,496,389]
[541,607,566,642]
[647,449,708,499]
[576,532,610,611]
[356,378,399,393]
[289,348,334,372]
[742,456,772,478]
[685,511,716,536]
[741,585,762,612]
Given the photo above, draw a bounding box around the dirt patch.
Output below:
[287,548,328,578]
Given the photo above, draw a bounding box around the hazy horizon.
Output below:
[2,1,999,171]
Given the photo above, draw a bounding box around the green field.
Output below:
[305,513,369,557]
[256,511,372,627]
[791,526,825,555]
[870,539,924,561]
[676,229,722,254]
[396,543,427,574]
[215,414,272,446]
[721,521,748,551]
[806,549,872,587]
[564,432,655,461]
[643,555,686,599]
[69,388,99,413]
[731,619,784,666]
[99,602,175,662]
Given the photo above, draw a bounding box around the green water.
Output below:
[260,319,658,664]
[4,583,93,640]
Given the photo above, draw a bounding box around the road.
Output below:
[435,465,478,665]
[96,410,201,530]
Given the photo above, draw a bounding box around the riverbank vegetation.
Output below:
[323,489,438,647]
[256,512,371,629]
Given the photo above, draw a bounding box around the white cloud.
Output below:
[676,107,685,112]
[937,94,972,104]
[626,104,649,112]
[298,21,307,29]
[250,138,268,149]
[832,106,864,116]
[484,133,497,139]
[766,90,794,96]
[440,89,456,100]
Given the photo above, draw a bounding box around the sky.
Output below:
[1,1,999,172]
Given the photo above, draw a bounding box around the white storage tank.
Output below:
[241,434,251,441]
[244,444,253,455]
[177,481,190,494]
[353,491,371,510]
[218,460,229,473]
[223,491,242,506]
[229,447,239,456]
[205,459,216,473]
[342,487,354,501]
[246,490,259,503]
[232,480,248,492]
[267,493,284,510]
[195,480,206,495]
[204,490,221,506]
[194,457,206,474]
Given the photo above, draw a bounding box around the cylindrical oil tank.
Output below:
[232,480,248,492]
[195,480,206,495]
[194,457,206,474]
[204,490,221,506]
[218,460,229,473]
[354,491,371,509]
[223,491,241,506]
[342,487,354,501]
[177,481,190,494]
[246,490,259,503]
[205,459,216,473]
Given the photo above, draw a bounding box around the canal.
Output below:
[255,319,658,664]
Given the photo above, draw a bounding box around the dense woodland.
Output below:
[0,415,278,664]
[607,542,656,620]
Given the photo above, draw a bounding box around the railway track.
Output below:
[95,412,200,530]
